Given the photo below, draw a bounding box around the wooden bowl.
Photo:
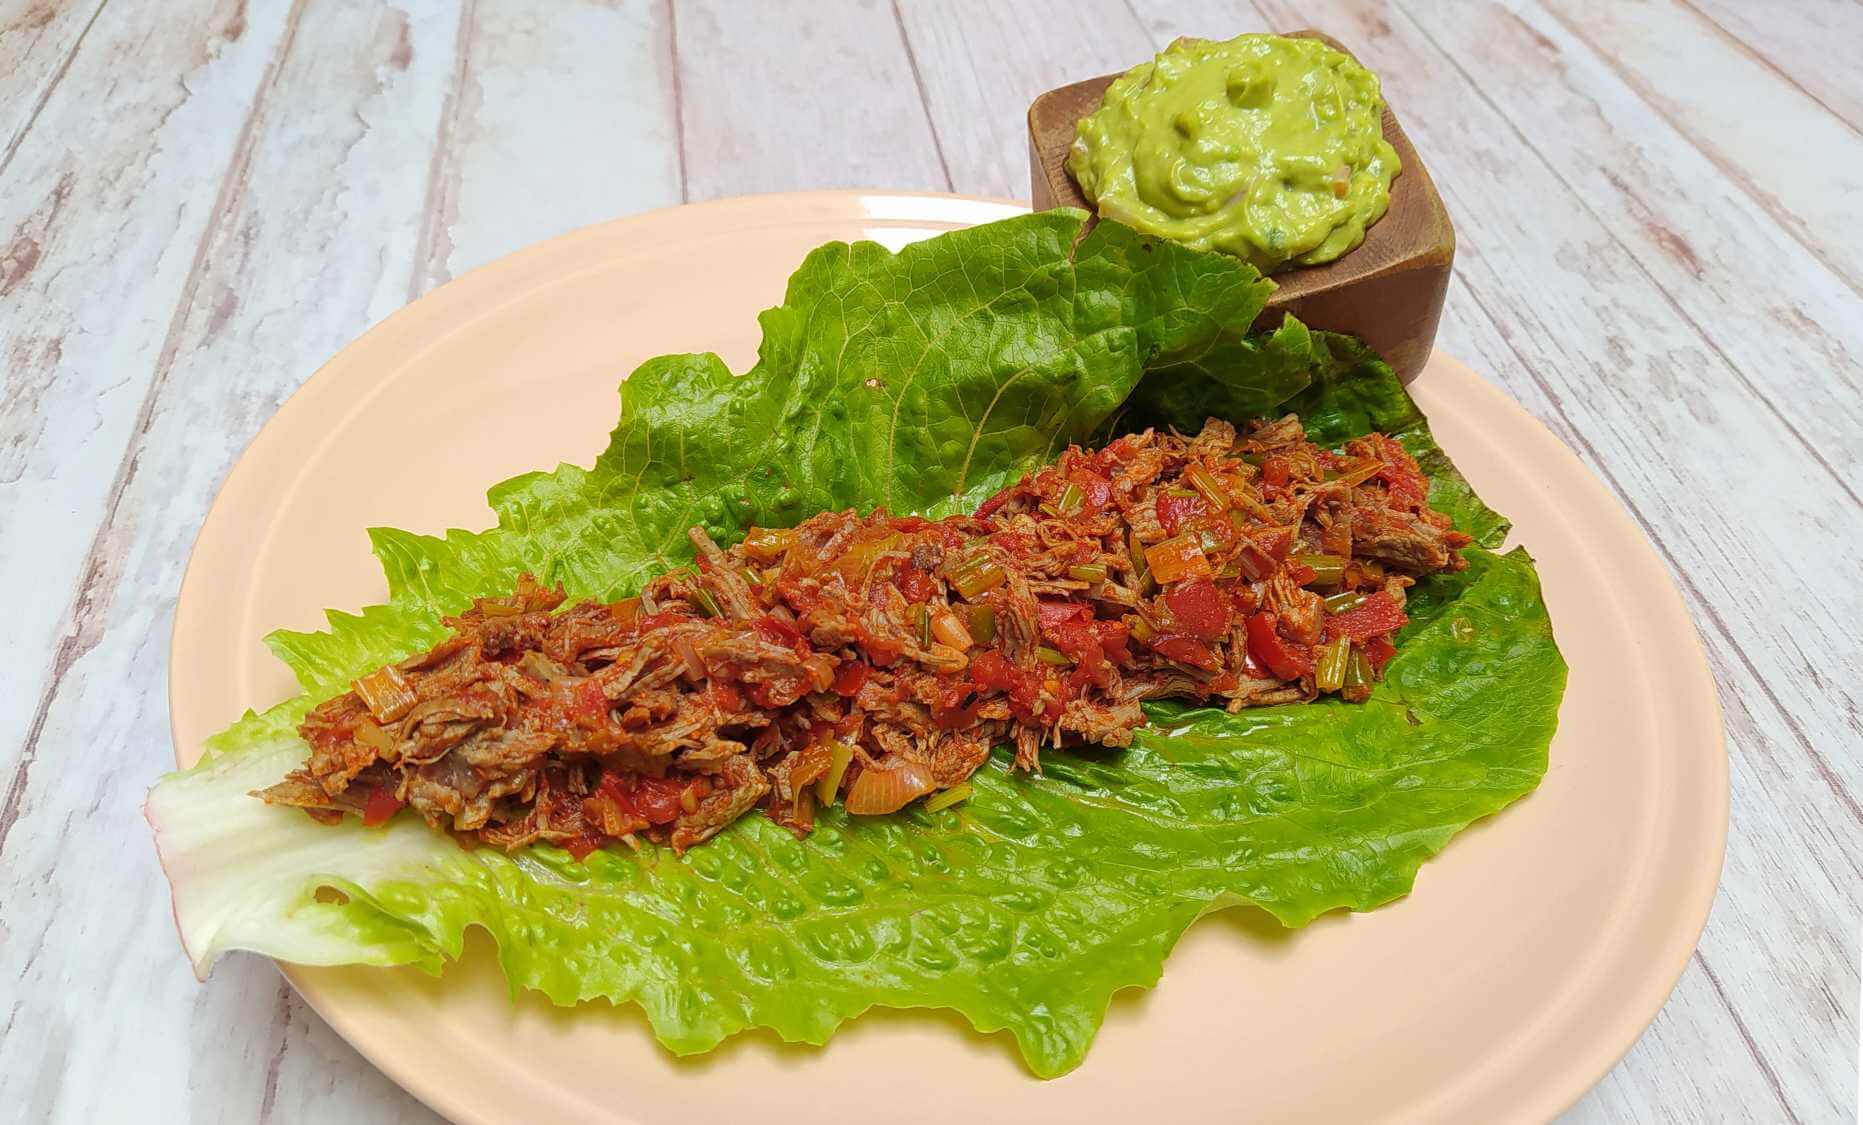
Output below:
[1027,30,1453,383]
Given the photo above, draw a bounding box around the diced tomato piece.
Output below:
[563,833,604,862]
[1156,491,1208,537]
[1068,469,1113,512]
[602,772,690,826]
[753,613,805,650]
[361,786,405,828]
[1150,635,1220,671]
[895,563,935,604]
[858,625,903,667]
[933,680,980,729]
[1364,634,1398,672]
[1245,612,1314,680]
[572,678,611,723]
[1324,591,1408,643]
[1095,618,1131,664]
[832,660,869,697]
[969,649,1020,691]
[1262,457,1293,490]
[1037,599,1088,633]
[1164,577,1228,640]
[705,679,744,713]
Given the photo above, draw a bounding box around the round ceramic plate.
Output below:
[169,192,1727,1123]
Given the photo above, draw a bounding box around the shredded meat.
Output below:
[258,416,1471,855]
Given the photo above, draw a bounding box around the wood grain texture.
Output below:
[1543,0,1863,297]
[673,0,949,199]
[1683,0,1863,134]
[1,1,1858,1121]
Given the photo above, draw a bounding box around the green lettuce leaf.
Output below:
[150,213,1562,1079]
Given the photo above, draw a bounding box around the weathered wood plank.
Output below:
[0,2,465,1120]
[1398,0,1863,530]
[0,0,107,169]
[409,0,682,295]
[893,0,1171,199]
[1685,0,1863,135]
[0,0,291,832]
[671,0,948,200]
[1542,0,1863,297]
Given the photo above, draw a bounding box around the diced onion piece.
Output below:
[816,740,855,806]
[672,636,708,681]
[742,526,797,563]
[843,760,937,815]
[351,718,399,762]
[803,653,836,693]
[1316,637,1352,693]
[930,608,973,651]
[352,665,417,722]
[1145,535,1213,583]
[923,783,973,813]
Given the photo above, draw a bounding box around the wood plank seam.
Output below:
[1693,949,1803,1123]
[0,0,111,180]
[888,0,955,191]
[1395,0,1863,512]
[1541,2,1863,305]
[1675,0,1863,144]
[665,0,689,202]
[0,0,310,863]
[408,0,479,302]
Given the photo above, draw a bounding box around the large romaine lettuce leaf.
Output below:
[149,213,1562,1079]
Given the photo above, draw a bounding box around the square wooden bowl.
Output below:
[1028,30,1453,382]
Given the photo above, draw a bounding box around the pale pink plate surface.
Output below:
[170,192,1727,1124]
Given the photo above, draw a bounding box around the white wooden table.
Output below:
[3,1,1858,1120]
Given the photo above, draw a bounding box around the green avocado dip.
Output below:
[1068,33,1400,273]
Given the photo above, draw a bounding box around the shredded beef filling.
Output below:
[258,416,1472,855]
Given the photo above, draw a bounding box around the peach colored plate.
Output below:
[170,192,1727,1123]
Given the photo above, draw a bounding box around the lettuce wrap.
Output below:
[148,211,1563,1078]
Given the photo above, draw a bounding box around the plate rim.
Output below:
[165,189,1728,1125]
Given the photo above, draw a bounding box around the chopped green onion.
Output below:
[690,586,722,618]
[1295,553,1347,588]
[923,783,973,812]
[1036,646,1073,667]
[947,552,1006,598]
[1344,648,1374,693]
[1056,482,1085,515]
[1241,452,1266,467]
[910,604,932,647]
[741,566,765,587]
[1066,563,1108,583]
[1324,590,1370,614]
[1184,462,1230,509]
[967,603,997,644]
[816,740,855,806]
[1127,614,1156,643]
[1316,637,1351,693]
[1325,459,1383,487]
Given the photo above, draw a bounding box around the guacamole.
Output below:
[1068,34,1400,273]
